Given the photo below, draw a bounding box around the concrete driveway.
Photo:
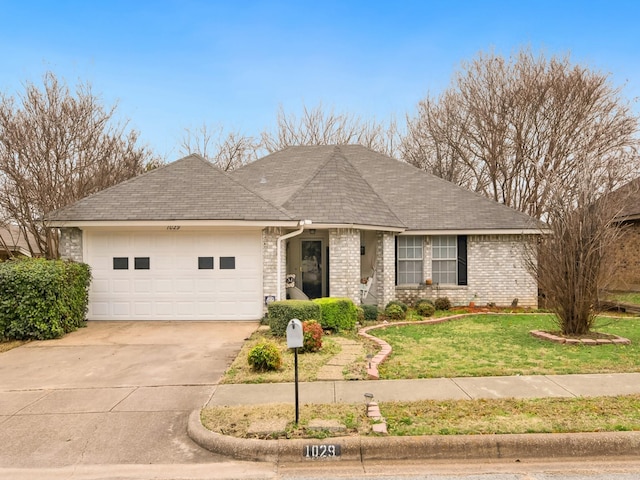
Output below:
[0,321,258,468]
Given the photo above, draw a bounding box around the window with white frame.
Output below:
[432,236,457,285]
[397,236,423,284]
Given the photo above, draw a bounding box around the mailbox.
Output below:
[286,318,304,349]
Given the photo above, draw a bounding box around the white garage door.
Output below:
[85,229,263,320]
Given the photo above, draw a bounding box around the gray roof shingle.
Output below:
[232,145,537,231]
[48,154,293,222]
[50,146,538,232]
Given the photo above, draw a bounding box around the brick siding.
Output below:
[59,228,83,262]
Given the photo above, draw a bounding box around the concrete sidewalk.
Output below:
[206,372,640,407]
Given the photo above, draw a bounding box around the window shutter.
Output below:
[457,235,467,286]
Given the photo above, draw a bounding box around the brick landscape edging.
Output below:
[358,313,475,379]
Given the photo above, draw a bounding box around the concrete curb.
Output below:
[188,409,640,463]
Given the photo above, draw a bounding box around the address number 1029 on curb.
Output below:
[303,444,341,459]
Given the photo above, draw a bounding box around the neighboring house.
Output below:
[607,178,640,291]
[47,145,540,321]
[0,225,40,259]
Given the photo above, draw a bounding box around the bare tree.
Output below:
[180,123,259,171]
[261,104,400,158]
[402,48,640,220]
[0,72,156,258]
[525,172,632,336]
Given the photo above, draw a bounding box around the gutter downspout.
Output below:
[276,220,312,301]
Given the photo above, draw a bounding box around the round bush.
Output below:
[385,303,406,320]
[247,341,282,372]
[301,320,323,353]
[416,302,435,317]
[414,298,434,307]
[361,304,380,321]
[385,300,408,313]
[434,296,452,311]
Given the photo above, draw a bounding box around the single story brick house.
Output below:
[48,145,539,321]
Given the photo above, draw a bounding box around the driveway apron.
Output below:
[0,321,258,468]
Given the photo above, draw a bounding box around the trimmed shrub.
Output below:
[385,300,408,313]
[247,340,282,371]
[362,304,380,321]
[434,296,452,311]
[301,320,323,353]
[356,306,365,324]
[416,302,435,317]
[312,297,358,332]
[385,303,406,320]
[267,300,321,337]
[415,298,434,307]
[0,258,91,340]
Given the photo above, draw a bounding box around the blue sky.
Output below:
[1,0,638,159]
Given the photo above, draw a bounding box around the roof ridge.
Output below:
[217,164,295,220]
[338,146,406,228]
[281,145,342,206]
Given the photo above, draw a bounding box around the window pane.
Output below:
[113,257,128,270]
[134,257,150,270]
[398,260,422,284]
[198,257,214,269]
[220,257,236,269]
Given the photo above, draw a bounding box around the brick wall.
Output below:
[59,228,83,262]
[608,221,640,290]
[395,234,537,308]
[375,231,396,308]
[262,227,283,303]
[328,228,360,304]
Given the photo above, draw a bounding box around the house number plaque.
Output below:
[166,226,181,230]
[303,444,341,459]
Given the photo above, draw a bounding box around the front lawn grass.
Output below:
[201,395,640,438]
[374,314,640,379]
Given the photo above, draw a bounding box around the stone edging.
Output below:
[358,314,475,379]
[187,410,640,463]
[530,330,631,345]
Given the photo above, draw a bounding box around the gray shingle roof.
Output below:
[48,154,293,222]
[231,145,537,231]
[50,146,538,231]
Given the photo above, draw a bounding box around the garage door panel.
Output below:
[86,230,262,321]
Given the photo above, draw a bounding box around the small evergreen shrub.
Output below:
[301,320,323,353]
[247,340,282,371]
[312,297,357,332]
[415,298,434,307]
[356,306,365,324]
[0,258,91,340]
[267,300,321,337]
[385,300,408,313]
[434,296,452,311]
[362,304,380,321]
[385,304,406,320]
[416,302,435,317]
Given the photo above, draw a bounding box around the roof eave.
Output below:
[47,219,302,229]
[401,228,544,235]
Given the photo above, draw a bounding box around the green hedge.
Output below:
[267,300,321,337]
[313,297,357,332]
[0,258,91,340]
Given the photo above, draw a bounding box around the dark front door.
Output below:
[301,240,322,299]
